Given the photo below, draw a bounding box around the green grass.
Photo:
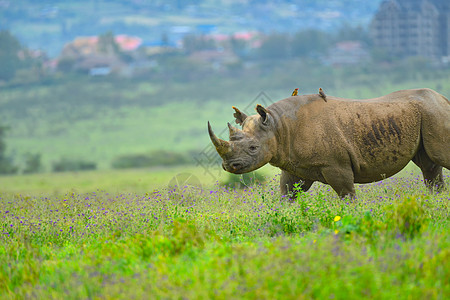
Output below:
[0,164,279,195]
[0,167,449,298]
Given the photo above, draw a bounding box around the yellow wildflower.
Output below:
[334,216,341,222]
[334,229,339,235]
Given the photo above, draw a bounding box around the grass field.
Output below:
[1,64,449,297]
[1,166,449,298]
[0,164,280,195]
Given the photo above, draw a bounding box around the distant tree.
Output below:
[98,31,120,55]
[0,126,18,174]
[111,150,190,169]
[52,157,96,172]
[0,126,7,158]
[371,47,395,63]
[291,29,330,58]
[397,56,432,80]
[182,34,216,53]
[57,56,76,72]
[230,37,248,57]
[258,33,290,60]
[335,24,372,45]
[23,152,42,174]
[0,30,21,81]
[161,32,169,46]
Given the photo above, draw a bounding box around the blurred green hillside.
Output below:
[0,60,449,173]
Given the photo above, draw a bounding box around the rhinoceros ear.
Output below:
[232,106,247,126]
[256,104,269,125]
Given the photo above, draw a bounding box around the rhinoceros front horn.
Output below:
[208,121,231,156]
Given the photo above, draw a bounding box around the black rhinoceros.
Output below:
[208,88,450,198]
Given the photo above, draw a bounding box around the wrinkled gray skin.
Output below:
[208,88,450,199]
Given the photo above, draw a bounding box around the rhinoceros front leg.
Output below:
[321,166,356,199]
[280,170,314,199]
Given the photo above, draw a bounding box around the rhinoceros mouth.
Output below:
[222,160,248,174]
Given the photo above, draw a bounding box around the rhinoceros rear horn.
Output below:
[227,122,243,139]
[208,121,231,156]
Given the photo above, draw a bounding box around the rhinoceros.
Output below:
[208,88,450,198]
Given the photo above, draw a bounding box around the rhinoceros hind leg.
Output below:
[280,170,314,200]
[321,167,356,199]
[412,148,445,191]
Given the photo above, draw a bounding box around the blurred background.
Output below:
[0,0,449,192]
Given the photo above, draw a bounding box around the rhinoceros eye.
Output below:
[249,145,258,152]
